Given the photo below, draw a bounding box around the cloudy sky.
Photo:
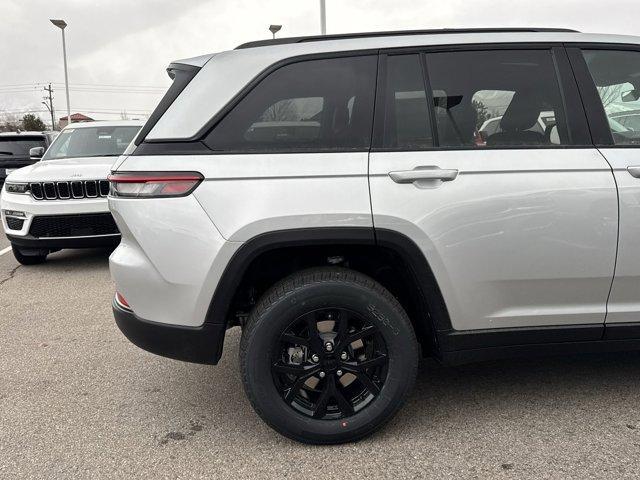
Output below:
[2,0,640,126]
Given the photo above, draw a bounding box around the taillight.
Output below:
[107,172,203,198]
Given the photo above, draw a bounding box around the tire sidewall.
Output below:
[242,277,418,443]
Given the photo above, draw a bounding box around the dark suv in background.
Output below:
[0,131,57,186]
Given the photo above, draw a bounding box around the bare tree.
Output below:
[260,99,299,122]
[0,112,21,132]
[598,84,627,109]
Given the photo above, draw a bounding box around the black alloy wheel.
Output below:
[272,308,389,420]
[240,267,419,444]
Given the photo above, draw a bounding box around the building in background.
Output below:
[59,113,94,129]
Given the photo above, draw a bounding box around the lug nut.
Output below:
[311,354,319,363]
[325,342,333,352]
[336,370,343,377]
[319,371,326,378]
[340,351,348,361]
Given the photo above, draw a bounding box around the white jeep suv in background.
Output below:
[1,120,143,264]
[109,29,640,444]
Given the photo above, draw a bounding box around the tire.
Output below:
[11,244,47,265]
[240,267,419,444]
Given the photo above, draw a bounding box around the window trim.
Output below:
[371,52,437,151]
[372,43,592,153]
[567,43,640,148]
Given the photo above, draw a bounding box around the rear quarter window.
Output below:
[204,55,378,152]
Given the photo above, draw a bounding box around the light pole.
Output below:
[50,19,71,126]
[320,0,326,35]
[269,24,282,39]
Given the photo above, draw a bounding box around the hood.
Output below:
[6,156,118,183]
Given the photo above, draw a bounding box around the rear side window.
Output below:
[382,54,433,149]
[582,50,640,146]
[425,49,570,148]
[204,56,377,152]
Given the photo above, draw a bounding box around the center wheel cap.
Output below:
[323,357,338,371]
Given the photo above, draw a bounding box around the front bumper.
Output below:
[113,301,225,365]
[8,232,119,250]
[1,189,117,248]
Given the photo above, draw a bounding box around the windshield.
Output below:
[0,136,46,156]
[43,125,140,160]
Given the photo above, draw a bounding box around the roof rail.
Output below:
[236,28,580,49]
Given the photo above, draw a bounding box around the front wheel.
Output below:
[240,267,419,444]
[12,244,47,265]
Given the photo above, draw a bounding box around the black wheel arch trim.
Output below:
[204,226,454,335]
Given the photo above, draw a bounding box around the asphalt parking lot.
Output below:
[2,240,640,479]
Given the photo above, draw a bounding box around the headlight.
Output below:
[5,183,29,194]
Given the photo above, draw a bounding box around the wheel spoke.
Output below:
[284,376,307,403]
[273,361,321,378]
[348,324,377,343]
[338,324,377,351]
[305,314,325,354]
[312,380,332,418]
[280,332,309,347]
[334,312,348,342]
[332,378,355,415]
[342,354,387,372]
[354,371,381,396]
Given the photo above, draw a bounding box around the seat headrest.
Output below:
[500,92,541,132]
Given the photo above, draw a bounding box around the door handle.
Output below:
[388,167,459,184]
[628,166,640,178]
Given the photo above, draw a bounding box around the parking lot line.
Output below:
[0,246,12,256]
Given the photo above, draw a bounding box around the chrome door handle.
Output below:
[628,166,640,178]
[388,167,459,184]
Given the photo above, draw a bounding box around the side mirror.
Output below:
[29,147,44,159]
[622,90,640,102]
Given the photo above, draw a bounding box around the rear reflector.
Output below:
[115,292,131,310]
[108,171,203,198]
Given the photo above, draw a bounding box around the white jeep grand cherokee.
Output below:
[109,29,640,444]
[1,120,142,264]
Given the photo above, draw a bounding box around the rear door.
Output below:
[369,46,618,339]
[569,46,640,333]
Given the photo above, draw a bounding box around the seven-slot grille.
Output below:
[29,180,110,200]
[28,213,119,238]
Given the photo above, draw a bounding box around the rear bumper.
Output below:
[7,233,119,250]
[113,301,225,365]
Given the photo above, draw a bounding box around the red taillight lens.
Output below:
[108,172,203,198]
[115,292,131,310]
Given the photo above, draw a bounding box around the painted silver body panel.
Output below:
[115,153,372,241]
[369,149,618,330]
[598,149,640,324]
[109,194,241,327]
[110,152,371,326]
